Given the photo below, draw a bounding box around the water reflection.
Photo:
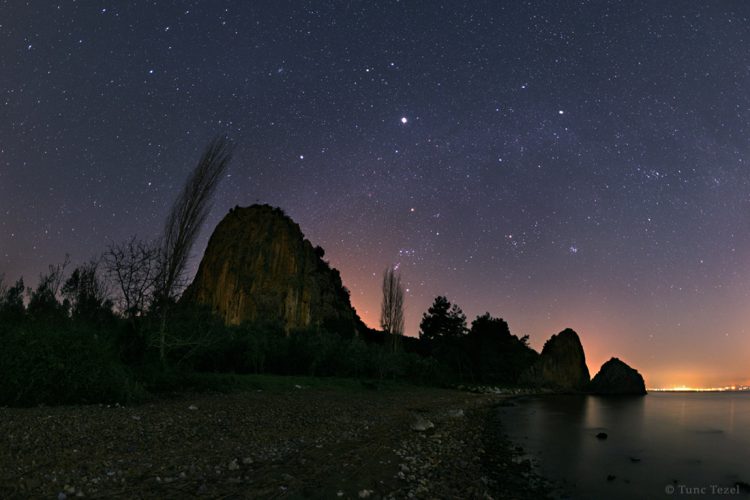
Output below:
[498,393,750,499]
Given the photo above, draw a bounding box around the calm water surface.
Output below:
[497,392,750,499]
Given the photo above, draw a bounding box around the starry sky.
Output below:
[3,1,750,388]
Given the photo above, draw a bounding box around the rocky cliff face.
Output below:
[182,205,360,334]
[589,357,647,395]
[520,328,590,391]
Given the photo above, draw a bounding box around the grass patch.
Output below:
[222,373,414,392]
[136,368,421,397]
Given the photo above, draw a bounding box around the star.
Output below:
[400,117,408,124]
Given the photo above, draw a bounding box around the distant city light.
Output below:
[648,385,749,392]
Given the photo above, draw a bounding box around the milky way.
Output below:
[3,1,750,387]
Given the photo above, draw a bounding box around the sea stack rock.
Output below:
[183,204,360,334]
[521,328,590,392]
[589,357,647,395]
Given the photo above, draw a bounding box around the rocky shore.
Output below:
[0,382,551,499]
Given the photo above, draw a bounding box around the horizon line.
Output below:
[647,385,750,392]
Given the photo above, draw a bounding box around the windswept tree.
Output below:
[380,267,405,351]
[155,135,234,362]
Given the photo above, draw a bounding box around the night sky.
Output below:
[3,1,750,388]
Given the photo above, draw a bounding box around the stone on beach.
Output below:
[410,415,435,432]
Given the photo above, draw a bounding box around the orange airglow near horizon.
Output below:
[342,268,750,391]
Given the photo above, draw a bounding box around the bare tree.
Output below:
[155,135,234,362]
[102,236,160,320]
[380,267,405,352]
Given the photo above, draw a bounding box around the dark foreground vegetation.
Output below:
[0,265,538,407]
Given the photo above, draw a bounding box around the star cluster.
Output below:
[2,1,750,387]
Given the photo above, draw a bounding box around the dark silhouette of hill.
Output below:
[520,328,590,392]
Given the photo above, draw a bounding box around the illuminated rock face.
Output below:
[183,204,359,334]
[590,358,647,395]
[521,328,590,392]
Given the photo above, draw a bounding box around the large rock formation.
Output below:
[589,358,647,395]
[520,328,590,392]
[183,204,360,334]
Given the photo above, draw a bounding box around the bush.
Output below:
[160,302,228,368]
[180,321,442,384]
[0,323,142,406]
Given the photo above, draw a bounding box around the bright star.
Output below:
[401,117,408,124]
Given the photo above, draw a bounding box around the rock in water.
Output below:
[183,204,360,334]
[520,328,590,391]
[589,357,647,395]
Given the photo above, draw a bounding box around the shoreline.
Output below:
[0,381,555,499]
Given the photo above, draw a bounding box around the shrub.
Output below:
[0,323,142,406]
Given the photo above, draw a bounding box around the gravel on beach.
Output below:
[0,384,551,499]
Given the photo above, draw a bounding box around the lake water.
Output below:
[497,392,750,499]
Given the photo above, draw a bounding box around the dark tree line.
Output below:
[0,262,539,406]
[418,296,538,385]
